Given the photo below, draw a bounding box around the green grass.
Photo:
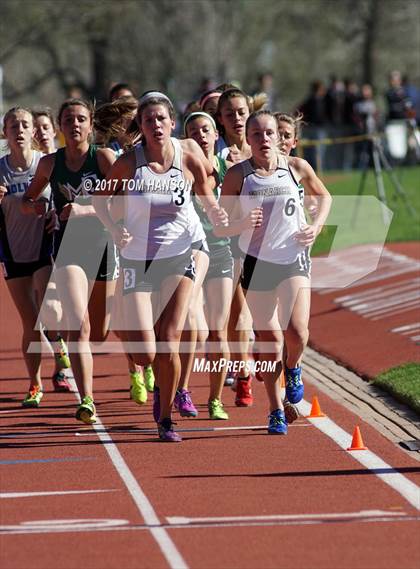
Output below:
[312,165,420,256]
[311,167,420,414]
[372,363,420,415]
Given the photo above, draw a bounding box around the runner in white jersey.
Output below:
[215,110,331,435]
[93,97,156,404]
[92,91,227,442]
[0,107,67,406]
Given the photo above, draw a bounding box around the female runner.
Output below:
[216,110,331,433]
[0,107,65,405]
[23,99,117,423]
[182,111,235,418]
[93,92,227,442]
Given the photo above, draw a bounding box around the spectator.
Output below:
[325,75,345,126]
[343,79,360,127]
[299,80,328,170]
[385,70,410,120]
[353,83,379,134]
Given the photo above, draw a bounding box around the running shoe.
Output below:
[174,388,198,418]
[143,365,155,392]
[224,368,235,386]
[130,371,147,405]
[75,395,97,424]
[52,371,72,393]
[285,365,304,404]
[22,386,43,407]
[267,409,288,435]
[153,386,161,423]
[208,398,229,420]
[158,418,182,442]
[54,336,71,369]
[235,377,253,407]
[283,399,299,424]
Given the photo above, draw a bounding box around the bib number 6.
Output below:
[285,197,296,216]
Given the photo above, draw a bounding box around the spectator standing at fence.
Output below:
[385,70,411,120]
[298,80,328,170]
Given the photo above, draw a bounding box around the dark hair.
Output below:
[245,110,277,136]
[137,92,176,122]
[57,98,94,126]
[109,82,136,101]
[217,88,251,115]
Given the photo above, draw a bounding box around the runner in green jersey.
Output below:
[23,99,116,425]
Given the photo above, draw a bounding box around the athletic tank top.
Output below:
[50,145,108,253]
[193,155,229,249]
[122,138,193,261]
[0,151,52,263]
[238,154,306,264]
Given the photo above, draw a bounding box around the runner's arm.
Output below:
[213,165,262,237]
[21,154,54,215]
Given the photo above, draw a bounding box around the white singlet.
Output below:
[122,138,194,261]
[238,154,306,264]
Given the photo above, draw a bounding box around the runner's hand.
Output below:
[112,225,132,249]
[59,202,90,221]
[241,207,263,230]
[0,186,7,204]
[294,224,320,246]
[208,205,229,227]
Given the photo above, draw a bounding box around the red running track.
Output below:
[0,274,419,569]
[310,242,420,377]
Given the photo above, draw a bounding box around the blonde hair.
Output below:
[2,106,33,131]
[1,107,36,149]
[274,111,304,139]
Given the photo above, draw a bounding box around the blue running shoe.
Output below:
[285,366,304,403]
[268,409,288,435]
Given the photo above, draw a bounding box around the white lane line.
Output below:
[166,509,406,525]
[0,489,117,499]
[1,513,418,535]
[297,400,420,511]
[392,322,420,333]
[91,416,188,569]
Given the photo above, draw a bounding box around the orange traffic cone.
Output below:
[347,426,368,451]
[307,395,326,418]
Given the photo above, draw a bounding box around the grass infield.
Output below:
[312,165,420,255]
[312,165,419,414]
[372,363,420,415]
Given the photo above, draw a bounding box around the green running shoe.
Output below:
[22,386,43,407]
[54,337,71,369]
[76,395,97,424]
[143,365,155,392]
[130,371,147,404]
[208,398,229,420]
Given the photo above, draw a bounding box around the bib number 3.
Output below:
[172,187,185,207]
